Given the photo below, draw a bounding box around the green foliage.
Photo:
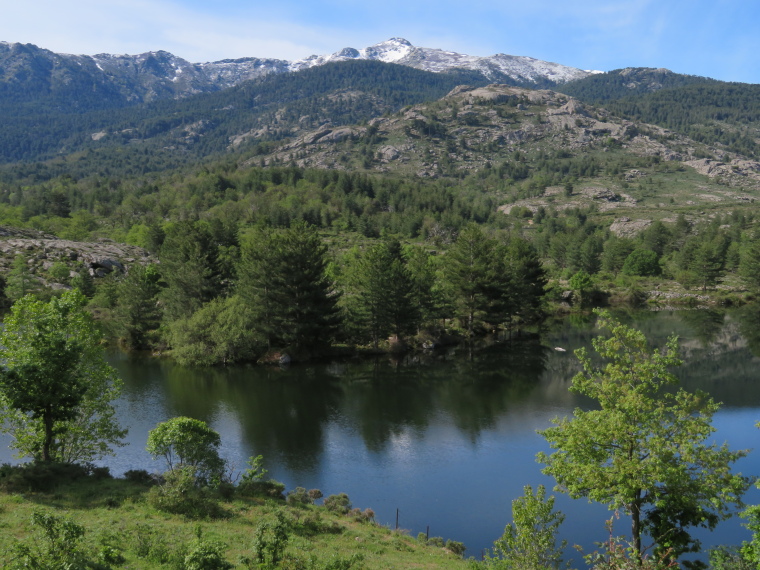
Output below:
[568,270,594,305]
[583,519,677,570]
[0,290,126,463]
[71,265,95,298]
[287,486,313,506]
[7,510,93,569]
[5,254,38,302]
[237,457,285,499]
[621,249,661,277]
[245,511,290,569]
[168,295,261,366]
[238,222,341,355]
[711,545,753,570]
[341,239,420,347]
[146,416,225,482]
[739,239,760,293]
[240,454,268,483]
[484,484,566,569]
[184,528,234,570]
[114,263,162,350]
[443,225,505,336]
[538,310,750,565]
[159,220,226,321]
[147,465,224,519]
[324,493,352,515]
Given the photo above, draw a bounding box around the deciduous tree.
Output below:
[0,290,126,463]
[538,311,749,565]
[147,416,225,483]
[485,485,566,570]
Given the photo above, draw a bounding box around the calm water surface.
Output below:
[4,308,760,562]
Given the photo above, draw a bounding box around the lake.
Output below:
[3,307,760,563]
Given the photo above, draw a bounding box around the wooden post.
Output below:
[395,508,399,530]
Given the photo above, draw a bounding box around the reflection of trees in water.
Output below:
[161,363,345,474]
[337,340,550,451]
[678,309,726,347]
[114,308,760,478]
[733,304,760,358]
[438,341,550,439]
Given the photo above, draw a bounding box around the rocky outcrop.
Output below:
[609,217,653,237]
[0,231,155,283]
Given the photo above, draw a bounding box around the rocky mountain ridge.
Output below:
[289,38,595,85]
[252,83,760,189]
[0,38,592,107]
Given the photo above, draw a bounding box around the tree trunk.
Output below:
[631,496,642,564]
[42,410,54,462]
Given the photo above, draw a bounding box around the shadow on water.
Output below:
[75,308,760,560]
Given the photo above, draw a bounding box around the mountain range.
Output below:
[0,37,594,108]
[0,37,757,185]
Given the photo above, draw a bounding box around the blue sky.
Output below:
[2,0,758,83]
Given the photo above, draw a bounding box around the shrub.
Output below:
[296,512,343,536]
[146,417,226,485]
[622,249,661,277]
[124,469,156,485]
[147,466,223,519]
[349,508,375,523]
[237,479,285,499]
[7,510,93,569]
[184,530,233,570]
[445,539,466,557]
[130,523,172,564]
[286,486,311,506]
[242,512,289,569]
[323,493,351,515]
[0,462,90,493]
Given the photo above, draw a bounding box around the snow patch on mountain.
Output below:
[289,38,591,84]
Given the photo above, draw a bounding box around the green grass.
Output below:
[0,468,472,569]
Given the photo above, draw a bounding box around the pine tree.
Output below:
[159,221,223,322]
[238,222,340,355]
[114,264,161,349]
[444,225,509,336]
[5,254,38,302]
[343,239,420,347]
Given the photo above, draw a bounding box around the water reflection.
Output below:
[3,308,759,559]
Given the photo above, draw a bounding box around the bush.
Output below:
[7,510,94,569]
[295,512,343,536]
[709,546,753,570]
[622,249,661,277]
[445,539,466,557]
[286,486,311,506]
[243,512,289,569]
[348,508,375,523]
[0,462,90,493]
[147,466,223,519]
[130,523,172,564]
[124,468,156,485]
[237,479,285,499]
[146,417,226,485]
[323,493,351,515]
[184,531,233,570]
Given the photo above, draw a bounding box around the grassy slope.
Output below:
[0,475,472,569]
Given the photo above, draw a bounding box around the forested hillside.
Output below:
[560,69,760,159]
[0,60,490,167]
[0,55,758,366]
